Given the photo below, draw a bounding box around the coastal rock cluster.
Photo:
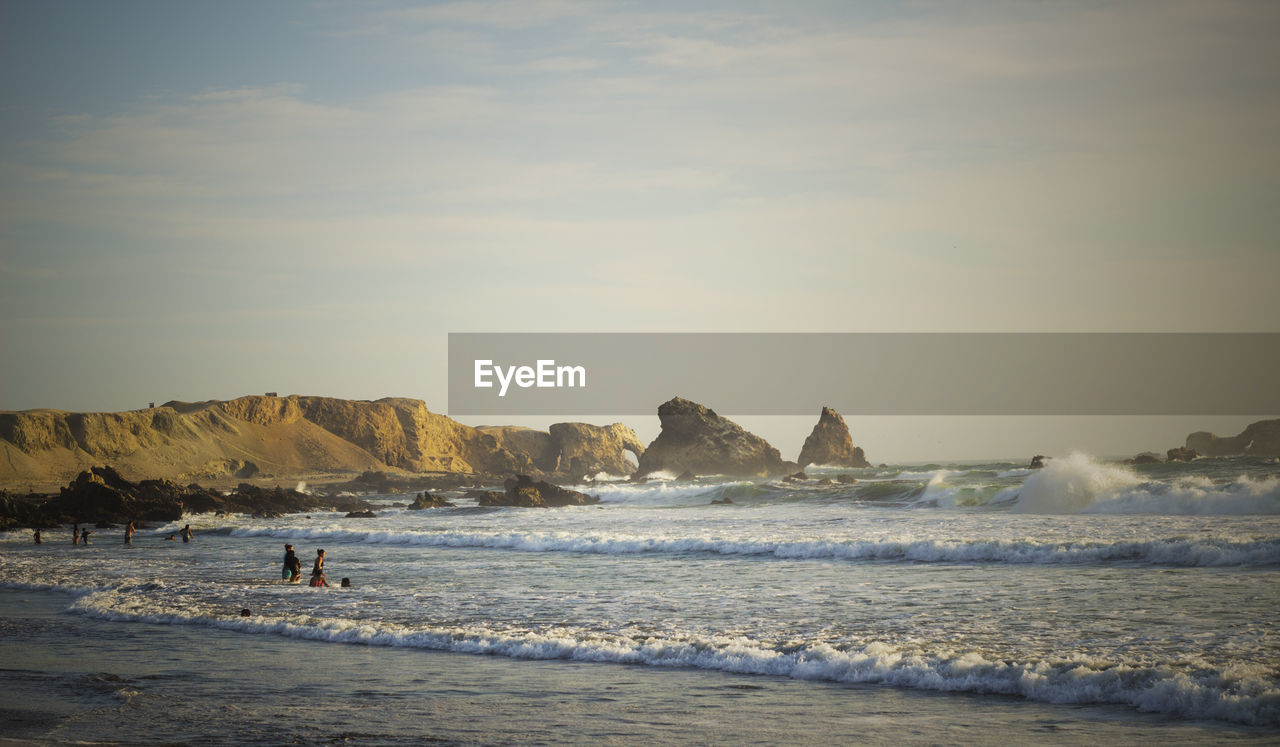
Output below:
[469,475,599,508]
[797,407,870,468]
[0,466,372,529]
[1,394,878,490]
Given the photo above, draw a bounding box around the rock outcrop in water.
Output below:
[0,465,373,528]
[0,396,646,487]
[635,397,796,478]
[1183,419,1280,458]
[1166,447,1199,462]
[469,475,599,508]
[408,491,455,509]
[797,407,869,468]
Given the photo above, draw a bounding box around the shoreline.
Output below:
[1,588,1273,745]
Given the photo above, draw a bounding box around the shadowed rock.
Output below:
[1184,419,1280,457]
[636,397,796,478]
[408,491,455,509]
[470,475,600,508]
[797,407,869,468]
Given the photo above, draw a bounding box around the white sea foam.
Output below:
[65,592,1280,727]
[223,526,1280,567]
[1011,453,1280,515]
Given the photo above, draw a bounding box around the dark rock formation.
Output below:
[1028,455,1048,469]
[1126,453,1162,465]
[1184,419,1280,457]
[797,407,869,468]
[709,497,734,505]
[1166,447,1199,462]
[344,510,377,518]
[635,398,796,478]
[470,475,600,508]
[0,465,373,527]
[676,470,697,482]
[408,492,454,509]
[836,474,857,484]
[0,490,43,530]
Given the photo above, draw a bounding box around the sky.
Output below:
[1,1,1277,461]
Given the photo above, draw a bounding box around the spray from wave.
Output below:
[1010,453,1280,515]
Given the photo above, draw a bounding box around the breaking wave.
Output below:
[224,526,1280,567]
[65,591,1280,727]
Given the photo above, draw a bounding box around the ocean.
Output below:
[2,453,1278,743]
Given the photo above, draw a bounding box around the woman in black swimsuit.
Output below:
[309,548,329,587]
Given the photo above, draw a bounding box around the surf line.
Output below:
[473,359,586,397]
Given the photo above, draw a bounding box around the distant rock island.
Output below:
[797,406,869,468]
[0,395,642,489]
[636,397,796,478]
[1183,418,1280,458]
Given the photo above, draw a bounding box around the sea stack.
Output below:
[797,407,870,468]
[636,397,796,478]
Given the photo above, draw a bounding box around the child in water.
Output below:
[309,549,330,587]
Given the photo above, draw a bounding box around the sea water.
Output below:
[1,453,1278,742]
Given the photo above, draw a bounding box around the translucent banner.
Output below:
[447,333,1280,416]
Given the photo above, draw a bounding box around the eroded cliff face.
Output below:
[797,407,869,468]
[1185,419,1280,457]
[0,395,645,486]
[548,422,644,478]
[635,397,794,478]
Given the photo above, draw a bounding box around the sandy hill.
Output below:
[0,395,546,490]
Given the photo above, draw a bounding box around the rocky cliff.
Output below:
[1184,419,1280,457]
[797,407,869,468]
[0,395,641,487]
[635,397,795,478]
[479,422,644,478]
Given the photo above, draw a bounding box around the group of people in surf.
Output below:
[34,522,194,546]
[282,544,335,587]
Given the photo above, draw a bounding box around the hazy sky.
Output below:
[1,1,1277,461]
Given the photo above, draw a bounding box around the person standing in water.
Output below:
[180,525,193,543]
[282,544,302,583]
[80,527,91,545]
[72,524,79,545]
[125,521,135,545]
[33,528,42,544]
[309,549,330,587]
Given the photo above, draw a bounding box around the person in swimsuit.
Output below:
[33,528,42,544]
[309,548,329,587]
[180,525,193,543]
[282,544,302,582]
[125,521,135,545]
[72,524,79,545]
[80,528,91,545]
